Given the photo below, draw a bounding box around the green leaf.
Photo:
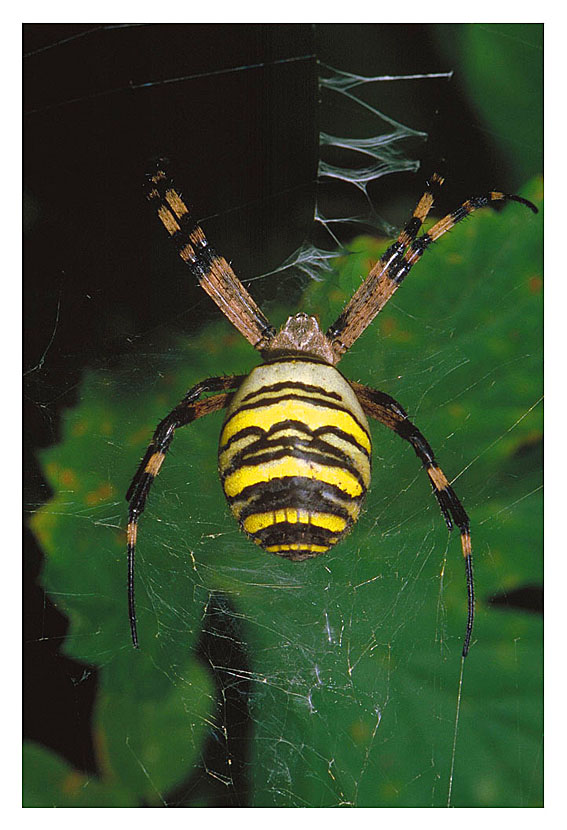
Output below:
[435,23,543,181]
[29,178,542,807]
[23,742,136,807]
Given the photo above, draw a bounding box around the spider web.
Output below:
[24,23,543,808]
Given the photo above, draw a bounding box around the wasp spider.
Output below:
[126,162,537,654]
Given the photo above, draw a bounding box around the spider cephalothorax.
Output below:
[126,162,537,654]
[262,312,336,363]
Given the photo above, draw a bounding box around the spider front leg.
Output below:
[126,374,244,647]
[350,382,474,657]
[326,182,537,361]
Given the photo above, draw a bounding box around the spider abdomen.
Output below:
[218,358,372,560]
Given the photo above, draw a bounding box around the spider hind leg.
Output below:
[351,381,474,657]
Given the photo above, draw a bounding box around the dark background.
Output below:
[23,23,541,802]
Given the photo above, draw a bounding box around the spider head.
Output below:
[262,312,336,364]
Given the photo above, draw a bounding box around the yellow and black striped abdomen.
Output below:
[218,359,372,561]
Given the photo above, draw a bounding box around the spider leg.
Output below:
[393,190,538,280]
[350,381,474,657]
[392,171,445,249]
[146,160,276,351]
[126,374,244,648]
[326,182,537,362]
[326,173,444,357]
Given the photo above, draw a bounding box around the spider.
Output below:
[126,161,537,653]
